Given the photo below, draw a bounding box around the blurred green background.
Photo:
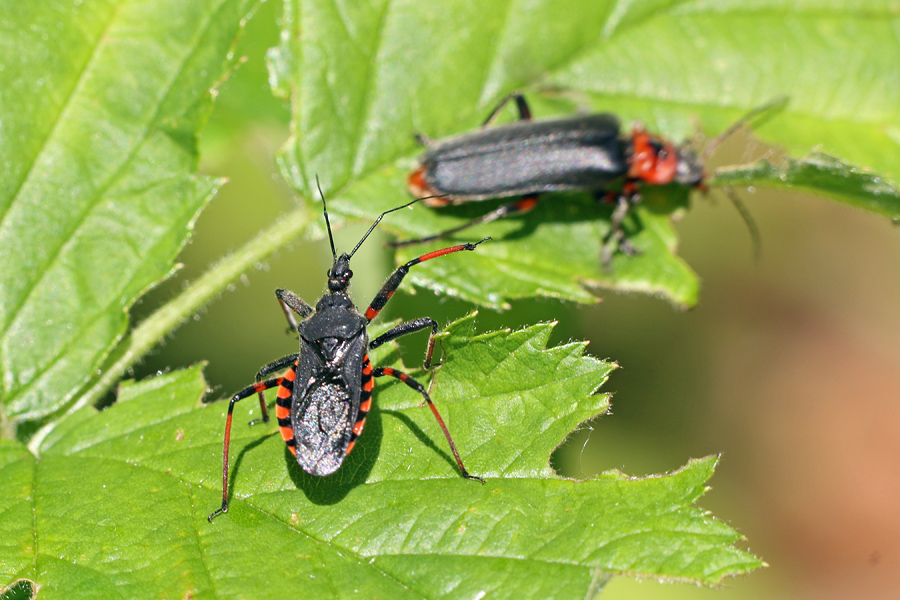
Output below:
[132,1,900,598]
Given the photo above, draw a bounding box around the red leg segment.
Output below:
[209,376,285,522]
[365,239,488,322]
[374,366,483,482]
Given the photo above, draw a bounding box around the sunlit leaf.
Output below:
[0,0,259,419]
[2,317,759,598]
[271,0,900,308]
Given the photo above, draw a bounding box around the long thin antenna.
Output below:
[723,185,761,262]
[316,176,337,260]
[347,194,447,259]
[701,96,789,161]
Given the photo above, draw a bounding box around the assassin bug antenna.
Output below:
[315,173,449,259]
[348,195,439,259]
[316,176,338,260]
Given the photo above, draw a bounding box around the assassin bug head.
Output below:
[316,177,444,293]
[315,178,355,294]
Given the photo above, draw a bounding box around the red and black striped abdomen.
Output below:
[344,354,374,456]
[274,361,299,455]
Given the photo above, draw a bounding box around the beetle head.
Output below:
[674,145,704,187]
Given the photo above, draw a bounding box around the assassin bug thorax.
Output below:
[400,93,783,263]
[208,190,487,522]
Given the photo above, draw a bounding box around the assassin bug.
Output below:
[401,93,782,263]
[208,188,487,522]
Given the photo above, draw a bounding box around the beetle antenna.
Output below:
[347,194,448,259]
[722,185,761,262]
[316,176,337,261]
[701,96,789,161]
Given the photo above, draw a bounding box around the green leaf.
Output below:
[713,151,900,220]
[0,0,259,421]
[4,317,761,598]
[270,0,900,309]
[0,580,36,600]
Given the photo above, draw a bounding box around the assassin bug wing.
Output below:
[420,114,628,200]
[291,316,369,476]
[289,343,356,476]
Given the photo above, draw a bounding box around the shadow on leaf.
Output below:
[287,404,383,504]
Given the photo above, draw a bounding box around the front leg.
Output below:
[374,366,483,482]
[370,317,439,368]
[275,288,314,332]
[364,239,489,323]
[599,183,643,268]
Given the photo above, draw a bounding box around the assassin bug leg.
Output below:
[209,376,284,521]
[374,366,485,483]
[209,183,487,522]
[276,288,314,332]
[364,238,490,323]
[255,354,300,383]
[370,317,439,368]
[247,394,271,428]
[247,353,299,426]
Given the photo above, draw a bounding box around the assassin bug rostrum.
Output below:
[401,93,783,264]
[208,190,487,522]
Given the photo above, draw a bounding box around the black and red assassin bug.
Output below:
[208,187,487,522]
[401,93,782,263]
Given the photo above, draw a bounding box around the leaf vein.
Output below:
[347,0,392,180]
[0,5,121,230]
[2,0,232,403]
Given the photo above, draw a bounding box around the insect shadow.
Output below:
[285,402,383,505]
[420,189,663,246]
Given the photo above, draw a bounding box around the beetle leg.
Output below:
[209,376,284,522]
[374,366,484,483]
[600,191,641,268]
[413,132,433,146]
[370,317,439,368]
[389,196,538,248]
[482,92,532,127]
[365,238,489,322]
